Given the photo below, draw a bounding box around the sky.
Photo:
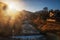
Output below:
[0,0,60,12]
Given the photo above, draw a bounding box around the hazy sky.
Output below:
[0,0,60,12]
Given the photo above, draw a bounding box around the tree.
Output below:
[43,7,48,11]
[54,10,60,22]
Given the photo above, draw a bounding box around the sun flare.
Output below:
[0,0,25,16]
[0,0,24,11]
[0,2,20,20]
[0,0,25,21]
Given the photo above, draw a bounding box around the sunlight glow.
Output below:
[0,0,25,23]
[0,0,25,11]
[0,0,25,19]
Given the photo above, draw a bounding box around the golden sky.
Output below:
[0,0,25,11]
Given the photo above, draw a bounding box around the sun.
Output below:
[0,0,25,25]
[0,0,25,19]
[0,2,19,20]
[8,2,16,10]
[8,2,19,10]
[1,2,20,17]
[1,0,23,10]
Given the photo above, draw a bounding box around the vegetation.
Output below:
[0,2,60,37]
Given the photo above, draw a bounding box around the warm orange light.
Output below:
[0,0,25,11]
